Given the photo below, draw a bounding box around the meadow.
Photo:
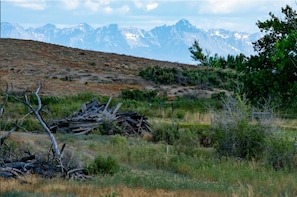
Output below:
[1,91,297,197]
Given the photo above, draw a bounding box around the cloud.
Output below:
[196,0,296,15]
[206,0,241,14]
[8,0,46,10]
[146,3,158,11]
[84,0,102,11]
[133,0,158,11]
[103,4,130,14]
[61,0,80,10]
[117,5,130,13]
[81,0,129,14]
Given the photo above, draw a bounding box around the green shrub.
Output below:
[110,135,127,146]
[173,128,200,156]
[151,123,201,156]
[173,110,186,119]
[168,154,196,177]
[152,123,180,145]
[265,136,297,171]
[40,95,60,105]
[97,121,123,135]
[120,89,157,101]
[86,155,120,175]
[214,121,267,160]
[211,95,271,160]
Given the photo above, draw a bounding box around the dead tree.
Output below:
[23,82,64,173]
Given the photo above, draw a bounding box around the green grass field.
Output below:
[1,92,297,196]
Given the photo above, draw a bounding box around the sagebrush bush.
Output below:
[152,123,180,145]
[151,123,201,156]
[120,89,157,101]
[97,120,123,135]
[211,94,273,160]
[172,128,200,156]
[214,121,267,160]
[265,136,297,171]
[110,134,127,146]
[86,155,120,175]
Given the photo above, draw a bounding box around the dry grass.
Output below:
[0,176,224,197]
[184,111,212,124]
[0,38,199,98]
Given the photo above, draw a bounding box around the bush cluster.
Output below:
[86,155,120,175]
[139,66,243,91]
[211,94,297,170]
[151,123,206,156]
[120,89,157,101]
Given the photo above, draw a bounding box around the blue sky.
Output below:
[1,0,296,33]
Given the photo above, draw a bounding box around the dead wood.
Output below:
[49,98,151,136]
[0,83,90,181]
[23,82,64,174]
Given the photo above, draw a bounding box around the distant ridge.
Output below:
[1,20,262,64]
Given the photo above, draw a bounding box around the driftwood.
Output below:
[49,98,151,136]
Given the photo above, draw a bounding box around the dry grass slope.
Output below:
[0,38,195,97]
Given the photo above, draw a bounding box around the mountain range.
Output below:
[0,19,262,64]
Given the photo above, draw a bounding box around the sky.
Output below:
[1,0,296,33]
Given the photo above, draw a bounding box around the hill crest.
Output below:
[0,38,206,98]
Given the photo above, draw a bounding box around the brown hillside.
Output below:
[0,38,209,98]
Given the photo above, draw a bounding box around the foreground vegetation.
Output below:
[1,91,297,196]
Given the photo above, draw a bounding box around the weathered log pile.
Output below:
[49,98,151,136]
[0,133,90,180]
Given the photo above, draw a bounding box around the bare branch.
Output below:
[0,127,16,147]
[23,82,64,173]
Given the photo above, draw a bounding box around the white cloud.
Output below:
[84,0,103,11]
[82,0,129,14]
[104,4,130,14]
[61,0,80,10]
[197,0,296,15]
[8,0,46,10]
[104,6,113,13]
[118,5,130,13]
[146,2,158,11]
[206,0,241,14]
[133,0,158,11]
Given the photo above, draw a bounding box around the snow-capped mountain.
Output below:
[0,19,262,64]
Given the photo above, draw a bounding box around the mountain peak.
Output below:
[174,19,196,32]
[41,23,56,30]
[176,19,191,26]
